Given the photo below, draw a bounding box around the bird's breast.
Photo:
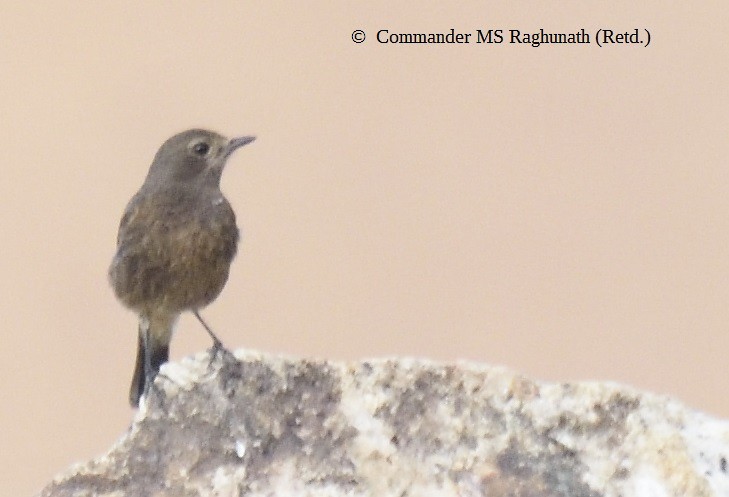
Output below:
[109,190,239,312]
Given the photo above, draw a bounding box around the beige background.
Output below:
[1,2,727,495]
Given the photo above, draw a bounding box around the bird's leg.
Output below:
[140,317,166,407]
[192,309,225,349]
[140,318,154,391]
[192,309,237,372]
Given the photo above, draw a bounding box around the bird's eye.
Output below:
[192,142,210,156]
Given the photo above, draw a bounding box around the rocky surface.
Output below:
[39,350,729,497]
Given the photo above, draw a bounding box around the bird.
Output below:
[108,129,255,407]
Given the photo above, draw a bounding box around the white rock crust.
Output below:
[39,350,729,497]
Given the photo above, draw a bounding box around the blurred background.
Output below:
[1,2,727,496]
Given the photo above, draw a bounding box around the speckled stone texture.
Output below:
[39,350,729,497]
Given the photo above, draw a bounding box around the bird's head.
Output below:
[145,129,255,189]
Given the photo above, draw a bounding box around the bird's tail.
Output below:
[129,317,172,407]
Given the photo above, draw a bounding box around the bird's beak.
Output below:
[224,136,256,158]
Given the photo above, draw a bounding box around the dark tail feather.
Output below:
[129,327,169,407]
[129,331,145,407]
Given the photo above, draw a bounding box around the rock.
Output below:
[39,350,729,497]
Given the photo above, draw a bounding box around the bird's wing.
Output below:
[116,193,144,246]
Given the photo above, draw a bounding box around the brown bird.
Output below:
[108,129,255,407]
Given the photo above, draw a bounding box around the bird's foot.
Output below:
[156,370,178,386]
[191,310,237,372]
[208,338,236,369]
[141,373,168,409]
